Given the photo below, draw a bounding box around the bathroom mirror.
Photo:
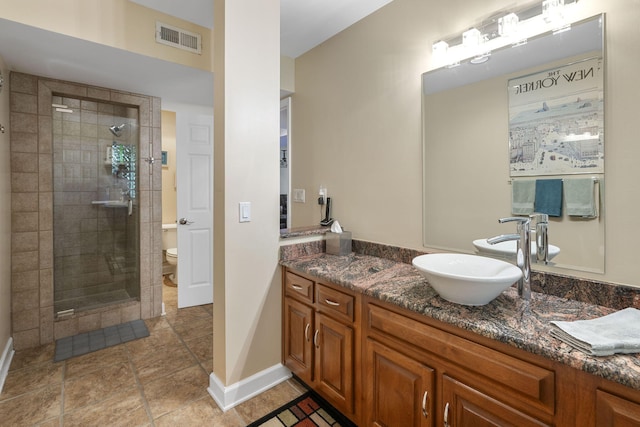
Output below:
[422,14,605,274]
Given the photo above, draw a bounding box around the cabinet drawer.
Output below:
[317,284,355,323]
[367,303,555,417]
[285,271,314,304]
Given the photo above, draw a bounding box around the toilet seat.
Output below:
[166,247,178,258]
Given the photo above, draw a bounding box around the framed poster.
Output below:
[508,57,604,176]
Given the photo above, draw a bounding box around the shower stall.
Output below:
[52,96,140,314]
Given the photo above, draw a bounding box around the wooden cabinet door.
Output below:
[365,338,435,427]
[283,297,314,384]
[442,375,551,427]
[596,390,640,426]
[314,312,354,416]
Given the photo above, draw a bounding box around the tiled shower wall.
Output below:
[10,72,163,350]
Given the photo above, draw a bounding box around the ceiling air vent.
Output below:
[156,22,202,54]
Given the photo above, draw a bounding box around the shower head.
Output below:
[109,123,127,137]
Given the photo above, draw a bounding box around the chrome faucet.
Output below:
[530,213,549,264]
[487,217,531,300]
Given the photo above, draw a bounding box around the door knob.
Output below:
[179,218,193,225]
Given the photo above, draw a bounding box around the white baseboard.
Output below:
[207,363,292,411]
[0,337,14,394]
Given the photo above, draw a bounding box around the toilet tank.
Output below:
[162,223,177,249]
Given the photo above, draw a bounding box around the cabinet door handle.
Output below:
[313,330,320,348]
[291,284,303,291]
[422,391,429,418]
[304,323,310,341]
[324,299,340,306]
[444,402,450,427]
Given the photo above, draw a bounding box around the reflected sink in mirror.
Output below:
[472,239,560,263]
[412,253,522,306]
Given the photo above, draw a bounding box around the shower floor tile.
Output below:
[54,319,149,362]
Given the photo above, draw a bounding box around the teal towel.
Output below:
[511,180,535,215]
[534,179,563,217]
[565,178,598,218]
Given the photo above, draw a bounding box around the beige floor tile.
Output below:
[132,342,197,385]
[0,385,62,425]
[234,380,305,424]
[143,364,209,419]
[125,326,182,356]
[184,332,213,363]
[171,317,213,341]
[0,360,63,400]
[154,395,244,427]
[62,387,150,427]
[64,345,129,380]
[64,361,137,411]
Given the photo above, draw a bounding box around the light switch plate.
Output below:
[293,189,305,203]
[239,202,251,222]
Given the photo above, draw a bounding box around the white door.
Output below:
[176,112,214,308]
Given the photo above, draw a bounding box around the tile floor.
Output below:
[0,280,306,426]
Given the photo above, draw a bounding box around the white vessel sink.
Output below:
[472,239,560,262]
[412,253,522,306]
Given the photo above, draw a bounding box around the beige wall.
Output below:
[292,0,640,288]
[161,111,177,224]
[213,0,281,386]
[0,0,212,72]
[0,55,11,358]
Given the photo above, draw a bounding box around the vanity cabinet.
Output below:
[283,265,640,426]
[365,338,435,426]
[364,298,555,427]
[282,269,359,422]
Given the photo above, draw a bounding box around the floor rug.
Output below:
[247,391,356,427]
[54,319,149,362]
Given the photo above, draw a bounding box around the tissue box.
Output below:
[326,231,352,256]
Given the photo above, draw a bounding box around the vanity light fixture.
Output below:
[542,0,565,24]
[462,27,482,48]
[428,0,579,70]
[498,13,520,37]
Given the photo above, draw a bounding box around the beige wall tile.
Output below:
[13,328,41,351]
[38,154,53,192]
[11,250,40,274]
[12,192,38,212]
[11,172,39,192]
[40,268,53,307]
[121,303,141,323]
[10,112,38,133]
[13,308,40,332]
[39,308,54,344]
[87,87,111,101]
[12,211,38,233]
[38,116,53,153]
[12,270,39,292]
[11,152,38,173]
[100,309,121,328]
[12,288,40,312]
[10,72,37,95]
[43,80,88,98]
[39,231,53,269]
[10,92,37,114]
[10,131,38,153]
[77,312,101,333]
[12,231,38,252]
[39,192,53,231]
[53,317,78,340]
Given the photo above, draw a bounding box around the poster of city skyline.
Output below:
[508,57,604,177]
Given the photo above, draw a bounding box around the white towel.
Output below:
[550,308,640,356]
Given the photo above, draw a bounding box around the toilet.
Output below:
[162,223,178,285]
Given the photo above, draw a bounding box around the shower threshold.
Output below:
[55,289,138,317]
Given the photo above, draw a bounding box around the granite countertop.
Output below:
[280,225,331,239]
[281,252,640,391]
